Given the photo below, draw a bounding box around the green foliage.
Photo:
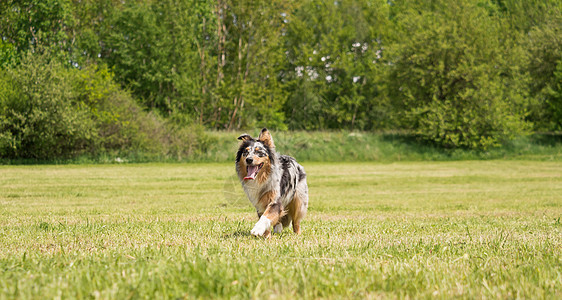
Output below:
[386,0,530,149]
[69,64,217,160]
[283,0,391,130]
[488,0,562,32]
[209,0,292,130]
[525,15,562,130]
[2,0,562,159]
[0,51,213,160]
[101,1,175,110]
[545,61,562,130]
[71,64,156,154]
[0,52,94,159]
[0,41,18,67]
[0,0,73,60]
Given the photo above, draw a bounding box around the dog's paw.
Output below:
[251,217,271,237]
[273,223,283,234]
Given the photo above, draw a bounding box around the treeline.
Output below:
[1,0,562,159]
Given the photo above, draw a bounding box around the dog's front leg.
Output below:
[251,201,283,238]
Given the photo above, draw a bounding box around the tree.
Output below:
[526,16,562,131]
[283,0,390,130]
[385,0,530,149]
[209,0,293,130]
[0,0,73,60]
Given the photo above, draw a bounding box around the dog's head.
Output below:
[236,128,275,181]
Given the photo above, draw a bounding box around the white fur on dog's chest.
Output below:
[242,180,262,209]
[241,176,280,213]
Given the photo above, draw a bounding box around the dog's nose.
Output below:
[246,157,253,164]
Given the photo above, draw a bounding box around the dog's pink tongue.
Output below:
[244,165,259,180]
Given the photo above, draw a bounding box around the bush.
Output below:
[72,66,216,160]
[71,64,158,155]
[0,51,213,161]
[0,52,95,159]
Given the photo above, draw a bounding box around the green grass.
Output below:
[4,131,562,164]
[189,131,562,163]
[1,161,561,298]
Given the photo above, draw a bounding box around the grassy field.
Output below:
[0,161,561,299]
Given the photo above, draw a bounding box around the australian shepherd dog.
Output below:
[236,128,308,238]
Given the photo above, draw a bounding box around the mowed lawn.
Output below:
[0,161,561,299]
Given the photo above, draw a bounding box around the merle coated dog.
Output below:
[235,128,308,238]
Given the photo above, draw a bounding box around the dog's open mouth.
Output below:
[244,163,264,180]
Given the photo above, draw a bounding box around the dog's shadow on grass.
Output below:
[223,230,292,239]
[222,230,251,239]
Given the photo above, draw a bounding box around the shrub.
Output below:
[71,64,155,154]
[72,65,216,160]
[0,51,213,161]
[0,52,95,159]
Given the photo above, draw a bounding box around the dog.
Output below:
[235,128,308,238]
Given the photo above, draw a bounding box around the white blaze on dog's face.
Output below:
[236,128,275,182]
[241,142,270,180]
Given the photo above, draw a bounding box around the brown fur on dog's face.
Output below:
[254,155,271,183]
[237,157,248,180]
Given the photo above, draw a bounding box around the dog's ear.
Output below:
[258,128,275,148]
[237,134,253,142]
